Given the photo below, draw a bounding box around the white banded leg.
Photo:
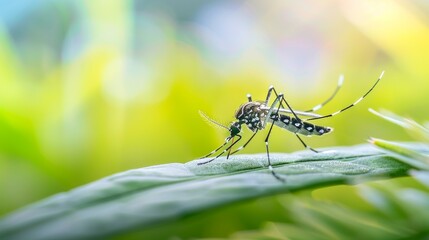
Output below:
[199,137,231,159]
[228,130,258,156]
[198,135,242,165]
[262,102,286,182]
[306,71,384,121]
[295,133,318,153]
[267,94,321,155]
[264,85,274,105]
[265,86,301,120]
[262,94,283,128]
[264,119,286,182]
[305,74,344,113]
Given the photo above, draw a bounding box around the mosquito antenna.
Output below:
[199,110,229,130]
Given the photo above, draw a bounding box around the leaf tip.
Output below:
[368,137,383,146]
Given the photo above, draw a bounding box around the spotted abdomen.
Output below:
[270,114,332,136]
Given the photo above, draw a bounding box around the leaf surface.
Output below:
[0,144,412,240]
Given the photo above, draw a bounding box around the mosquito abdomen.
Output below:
[272,114,332,136]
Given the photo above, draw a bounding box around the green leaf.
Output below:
[369,108,429,141]
[368,109,429,171]
[370,138,429,170]
[230,172,429,240]
[0,144,412,240]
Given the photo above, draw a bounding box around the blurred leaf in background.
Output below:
[1,0,429,238]
[228,171,429,240]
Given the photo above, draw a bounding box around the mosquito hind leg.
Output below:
[295,134,319,153]
[306,71,384,121]
[305,74,344,113]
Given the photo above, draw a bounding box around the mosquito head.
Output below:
[229,121,241,137]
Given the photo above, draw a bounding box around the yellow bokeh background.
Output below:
[1,0,429,226]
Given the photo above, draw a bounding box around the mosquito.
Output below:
[198,72,384,182]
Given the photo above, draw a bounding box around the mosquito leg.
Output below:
[265,119,286,182]
[224,135,242,159]
[228,130,258,156]
[306,71,384,121]
[198,135,242,165]
[305,74,344,113]
[265,86,284,110]
[197,156,219,165]
[264,85,274,105]
[295,134,319,153]
[247,94,252,102]
[264,85,300,121]
[227,137,235,157]
[199,137,231,159]
[268,87,301,120]
[262,94,283,127]
[264,102,286,182]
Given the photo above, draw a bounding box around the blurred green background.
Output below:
[1,0,429,238]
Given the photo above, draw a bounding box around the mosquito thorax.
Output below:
[235,102,268,132]
[235,102,259,119]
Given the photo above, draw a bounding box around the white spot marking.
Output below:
[338,74,344,86]
[354,97,364,105]
[269,165,273,171]
[313,104,322,111]
[332,110,341,116]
